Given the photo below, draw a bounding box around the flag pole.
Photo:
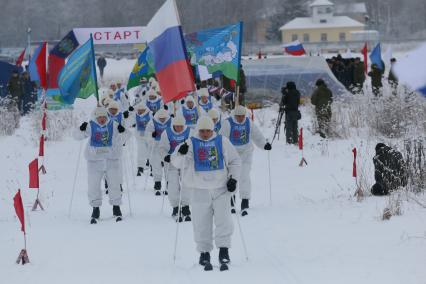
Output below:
[89,34,99,105]
[235,21,244,107]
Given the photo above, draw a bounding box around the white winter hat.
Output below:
[147,89,157,98]
[172,115,186,126]
[233,105,246,116]
[185,96,195,103]
[107,89,114,98]
[136,101,147,111]
[108,100,120,111]
[197,116,214,131]
[93,107,108,118]
[149,77,157,84]
[208,108,220,120]
[155,109,169,119]
[198,88,209,97]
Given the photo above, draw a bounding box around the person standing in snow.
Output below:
[107,100,130,128]
[219,105,271,216]
[113,82,130,111]
[352,57,366,94]
[388,58,398,96]
[208,108,222,133]
[145,89,163,115]
[160,115,193,222]
[180,95,201,129]
[145,109,172,195]
[368,63,383,97]
[131,101,152,176]
[198,88,214,113]
[279,81,301,145]
[171,116,241,271]
[73,107,127,223]
[311,79,333,138]
[97,56,107,79]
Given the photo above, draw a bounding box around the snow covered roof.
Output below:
[279,16,364,30]
[309,0,334,7]
[335,3,367,14]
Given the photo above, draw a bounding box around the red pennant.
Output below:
[41,112,47,131]
[352,148,357,178]
[29,159,39,189]
[13,190,25,233]
[15,48,26,66]
[250,108,254,121]
[298,128,303,150]
[36,42,48,90]
[361,43,368,74]
[39,135,44,157]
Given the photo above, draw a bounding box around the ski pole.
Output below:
[231,194,249,261]
[161,162,170,214]
[122,147,133,217]
[173,155,186,264]
[68,140,83,219]
[267,139,272,206]
[144,143,155,191]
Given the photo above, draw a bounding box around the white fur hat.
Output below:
[155,109,169,119]
[197,116,214,131]
[172,115,186,126]
[108,100,120,111]
[233,105,247,116]
[93,106,108,118]
[208,108,220,120]
[185,96,195,103]
[198,88,209,97]
[136,101,147,111]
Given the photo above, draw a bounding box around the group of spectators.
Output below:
[3,69,38,115]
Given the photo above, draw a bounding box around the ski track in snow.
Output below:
[1,61,426,284]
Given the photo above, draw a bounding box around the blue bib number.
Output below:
[153,118,171,141]
[90,120,113,147]
[191,136,224,172]
[228,117,250,146]
[136,112,150,132]
[182,106,198,126]
[166,127,190,154]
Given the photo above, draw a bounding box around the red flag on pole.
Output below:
[298,128,303,150]
[41,112,47,131]
[29,159,39,189]
[15,48,26,66]
[36,42,48,90]
[352,148,357,178]
[39,135,44,157]
[361,43,368,74]
[13,190,25,233]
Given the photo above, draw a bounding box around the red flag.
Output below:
[361,43,368,74]
[298,128,303,150]
[41,112,47,131]
[13,190,25,233]
[15,48,26,66]
[36,42,48,90]
[352,148,357,178]
[29,159,39,189]
[39,135,44,157]
[48,54,65,89]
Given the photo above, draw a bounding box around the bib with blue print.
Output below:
[153,118,171,141]
[136,112,151,133]
[182,106,199,126]
[191,135,224,172]
[166,127,190,154]
[228,117,250,146]
[90,120,113,147]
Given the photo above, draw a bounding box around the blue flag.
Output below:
[127,45,155,90]
[28,43,43,84]
[369,43,384,70]
[58,37,98,105]
[185,22,243,82]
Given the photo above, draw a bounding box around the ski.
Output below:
[219,263,229,271]
[203,262,213,271]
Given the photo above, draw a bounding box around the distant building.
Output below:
[279,0,364,44]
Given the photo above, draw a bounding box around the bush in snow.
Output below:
[0,97,20,136]
[30,108,79,142]
[404,138,426,193]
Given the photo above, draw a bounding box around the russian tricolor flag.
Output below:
[145,0,195,103]
[283,40,306,56]
[394,43,426,97]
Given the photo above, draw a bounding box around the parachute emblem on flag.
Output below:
[58,38,77,54]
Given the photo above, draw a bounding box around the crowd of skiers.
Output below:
[74,77,271,270]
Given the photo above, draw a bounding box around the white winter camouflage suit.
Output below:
[172,133,241,252]
[73,117,127,207]
[159,126,194,208]
[220,116,266,200]
[130,110,152,169]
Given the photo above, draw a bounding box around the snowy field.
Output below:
[1,59,426,284]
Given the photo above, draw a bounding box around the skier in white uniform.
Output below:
[131,101,152,176]
[73,107,127,223]
[145,109,171,195]
[159,115,193,221]
[172,116,241,271]
[219,105,271,216]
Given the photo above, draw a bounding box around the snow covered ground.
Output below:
[1,60,426,284]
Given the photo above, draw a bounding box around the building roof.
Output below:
[334,3,367,14]
[279,16,364,30]
[309,0,334,7]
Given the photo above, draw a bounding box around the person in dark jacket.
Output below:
[371,143,408,196]
[311,79,333,138]
[21,71,38,115]
[352,57,365,94]
[368,64,383,97]
[280,81,301,144]
[7,70,23,111]
[388,58,398,96]
[97,56,107,79]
